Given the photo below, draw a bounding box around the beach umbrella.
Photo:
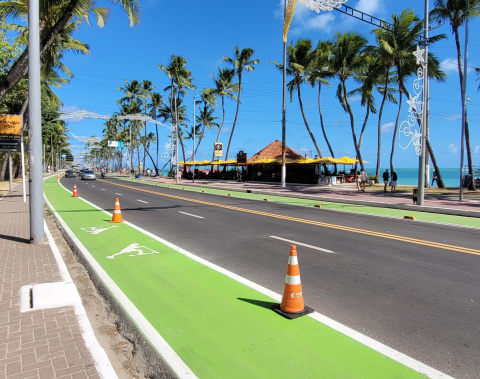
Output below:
[336,156,357,165]
[293,157,315,164]
[314,157,343,164]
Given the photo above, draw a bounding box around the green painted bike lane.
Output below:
[122,177,480,229]
[44,177,427,378]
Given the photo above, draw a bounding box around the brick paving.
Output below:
[0,184,102,379]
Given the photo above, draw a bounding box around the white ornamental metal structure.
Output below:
[58,110,170,171]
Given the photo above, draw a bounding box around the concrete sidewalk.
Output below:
[0,183,113,379]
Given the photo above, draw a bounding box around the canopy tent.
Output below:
[313,157,343,164]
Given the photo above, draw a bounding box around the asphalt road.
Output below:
[62,176,480,378]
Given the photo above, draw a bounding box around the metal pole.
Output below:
[425,77,430,187]
[417,0,429,206]
[175,99,179,185]
[28,0,44,244]
[460,1,469,201]
[193,96,196,182]
[129,124,133,177]
[281,0,287,188]
[8,153,13,192]
[21,131,26,202]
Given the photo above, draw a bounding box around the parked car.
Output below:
[81,170,96,180]
[64,170,76,178]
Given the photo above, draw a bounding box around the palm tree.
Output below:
[118,79,142,173]
[330,32,368,171]
[430,0,480,190]
[139,80,155,172]
[195,89,219,156]
[271,39,323,158]
[209,67,238,160]
[148,92,165,174]
[369,29,399,182]
[307,40,335,162]
[222,46,259,160]
[377,9,446,185]
[0,0,140,102]
[159,55,195,175]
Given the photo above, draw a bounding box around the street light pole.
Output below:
[193,96,196,183]
[417,0,429,206]
[28,0,44,244]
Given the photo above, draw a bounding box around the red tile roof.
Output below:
[247,140,303,163]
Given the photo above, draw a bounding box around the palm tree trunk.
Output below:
[226,74,242,160]
[317,84,334,158]
[213,97,226,161]
[342,81,364,171]
[297,86,322,158]
[453,29,475,190]
[399,82,446,189]
[390,87,403,174]
[376,67,390,182]
[354,105,370,173]
[195,121,205,156]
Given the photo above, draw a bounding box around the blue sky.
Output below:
[55,0,480,169]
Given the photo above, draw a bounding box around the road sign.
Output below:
[0,115,22,140]
[0,141,19,152]
[214,142,223,157]
[108,141,119,147]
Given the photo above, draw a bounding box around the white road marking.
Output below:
[270,236,336,254]
[101,188,106,191]
[137,199,149,204]
[179,211,204,219]
[115,193,122,196]
[91,185,95,188]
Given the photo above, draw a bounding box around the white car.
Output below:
[81,170,96,180]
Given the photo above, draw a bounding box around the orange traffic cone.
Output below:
[109,197,124,223]
[272,245,313,319]
[72,184,79,197]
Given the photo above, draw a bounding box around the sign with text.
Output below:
[0,115,22,140]
[0,141,20,152]
[214,142,223,157]
[108,141,124,148]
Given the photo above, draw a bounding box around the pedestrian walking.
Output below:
[431,170,438,186]
[390,171,398,192]
[383,169,390,192]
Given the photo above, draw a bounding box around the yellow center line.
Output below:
[109,181,480,256]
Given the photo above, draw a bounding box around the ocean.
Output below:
[377,168,463,188]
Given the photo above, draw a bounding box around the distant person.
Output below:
[383,169,390,193]
[257,171,262,180]
[356,171,362,192]
[360,170,367,192]
[391,171,398,193]
[431,170,438,186]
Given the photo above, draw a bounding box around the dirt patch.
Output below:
[45,210,148,379]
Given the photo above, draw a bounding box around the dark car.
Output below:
[64,170,76,178]
[81,170,96,180]
[78,169,85,178]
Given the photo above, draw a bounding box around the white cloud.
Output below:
[448,143,458,154]
[475,146,480,154]
[382,121,394,133]
[440,57,474,74]
[440,58,458,73]
[290,11,336,37]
